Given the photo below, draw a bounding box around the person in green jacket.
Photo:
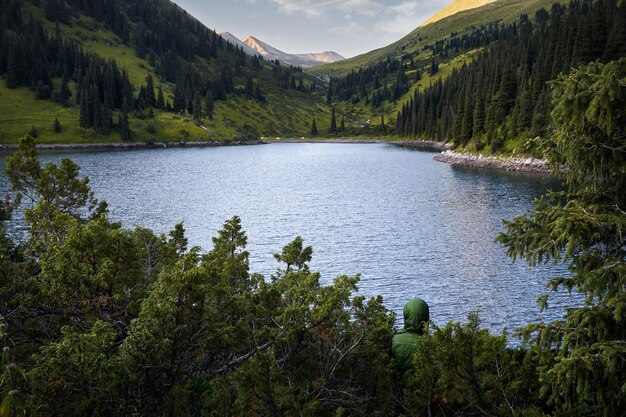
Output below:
[392,298,430,373]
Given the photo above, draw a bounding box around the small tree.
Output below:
[310,117,318,136]
[118,112,132,141]
[53,118,62,133]
[27,126,38,138]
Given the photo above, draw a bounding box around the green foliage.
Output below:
[0,319,27,417]
[29,321,120,417]
[404,312,543,417]
[498,59,626,417]
[1,141,396,416]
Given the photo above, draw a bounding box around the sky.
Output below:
[171,0,450,58]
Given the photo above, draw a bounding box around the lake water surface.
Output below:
[0,143,575,335]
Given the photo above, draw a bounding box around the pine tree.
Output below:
[79,88,90,128]
[310,117,318,136]
[326,79,333,104]
[340,116,345,132]
[205,91,214,119]
[5,46,18,89]
[156,86,165,110]
[53,117,61,133]
[245,77,254,96]
[118,112,131,141]
[146,75,156,108]
[429,58,439,75]
[498,59,626,416]
[603,5,626,60]
[57,73,71,107]
[472,98,485,138]
[193,95,202,122]
[329,108,337,133]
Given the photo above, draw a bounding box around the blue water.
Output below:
[0,143,576,335]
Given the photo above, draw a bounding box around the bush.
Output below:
[402,312,543,417]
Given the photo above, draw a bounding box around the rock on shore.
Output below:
[433,150,552,174]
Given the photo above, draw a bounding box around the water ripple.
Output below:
[0,143,579,337]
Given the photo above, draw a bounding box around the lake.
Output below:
[0,143,575,335]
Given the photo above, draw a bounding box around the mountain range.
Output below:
[218,32,345,68]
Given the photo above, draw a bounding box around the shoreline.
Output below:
[433,150,553,174]
[389,140,452,152]
[0,140,554,175]
[263,137,385,144]
[0,139,266,153]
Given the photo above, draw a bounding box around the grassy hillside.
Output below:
[421,0,496,26]
[0,0,330,145]
[309,0,559,77]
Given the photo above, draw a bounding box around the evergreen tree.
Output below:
[340,115,345,132]
[498,58,626,417]
[310,117,318,136]
[245,77,254,96]
[326,79,333,104]
[57,73,71,107]
[156,86,165,110]
[205,91,214,119]
[53,117,61,133]
[5,47,18,89]
[429,58,439,75]
[193,95,202,122]
[145,75,156,108]
[79,88,90,128]
[118,112,131,141]
[329,107,337,133]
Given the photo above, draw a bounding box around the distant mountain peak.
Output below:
[421,0,497,26]
[241,35,344,68]
[218,31,259,56]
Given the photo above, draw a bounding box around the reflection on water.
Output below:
[0,143,577,337]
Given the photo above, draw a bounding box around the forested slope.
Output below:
[320,0,625,156]
[394,0,626,153]
[0,0,329,144]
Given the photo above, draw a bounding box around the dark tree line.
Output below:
[271,61,315,93]
[330,57,410,105]
[396,0,626,150]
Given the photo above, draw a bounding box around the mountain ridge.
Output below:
[241,35,344,68]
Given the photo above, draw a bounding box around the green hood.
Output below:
[403,298,429,334]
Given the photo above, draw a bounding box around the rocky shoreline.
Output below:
[433,150,553,174]
[0,140,265,152]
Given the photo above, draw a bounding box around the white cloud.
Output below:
[270,0,385,17]
[330,20,371,38]
[377,0,445,36]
